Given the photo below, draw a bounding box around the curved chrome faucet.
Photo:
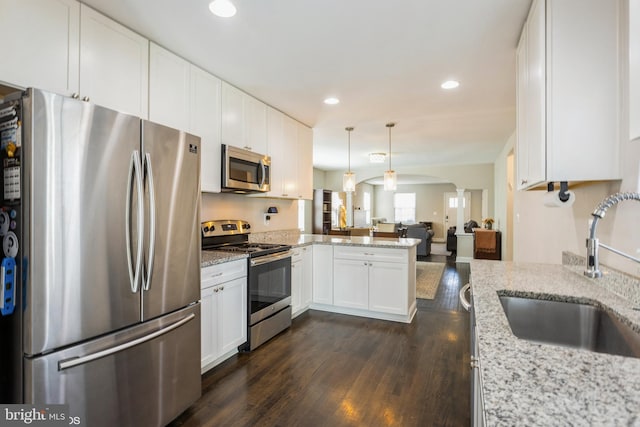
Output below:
[584,192,640,278]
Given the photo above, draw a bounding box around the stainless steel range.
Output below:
[201,220,292,351]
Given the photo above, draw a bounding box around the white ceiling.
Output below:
[81,0,531,181]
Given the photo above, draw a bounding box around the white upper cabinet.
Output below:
[263,106,313,199]
[281,115,299,198]
[265,106,285,198]
[190,66,222,193]
[80,4,149,118]
[0,0,79,95]
[148,42,222,192]
[221,82,267,154]
[297,123,314,200]
[149,42,190,130]
[631,0,640,141]
[516,0,622,190]
[244,94,268,154]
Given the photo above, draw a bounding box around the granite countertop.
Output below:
[201,234,420,268]
[201,250,247,268]
[260,234,421,249]
[470,258,640,426]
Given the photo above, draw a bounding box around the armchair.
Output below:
[406,223,434,256]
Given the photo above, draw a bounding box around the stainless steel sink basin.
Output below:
[499,295,640,358]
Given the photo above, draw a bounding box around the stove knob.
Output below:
[245,224,251,230]
[203,226,209,233]
[210,225,215,231]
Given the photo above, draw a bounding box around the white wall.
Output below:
[508,132,640,277]
[201,193,298,233]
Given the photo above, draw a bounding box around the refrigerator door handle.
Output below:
[143,152,156,291]
[57,313,196,371]
[126,150,144,293]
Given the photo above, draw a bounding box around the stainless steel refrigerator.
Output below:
[0,88,201,426]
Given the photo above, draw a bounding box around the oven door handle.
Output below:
[250,250,292,266]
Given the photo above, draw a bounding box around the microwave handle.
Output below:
[259,159,266,188]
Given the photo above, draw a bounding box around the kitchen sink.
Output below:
[499,295,640,359]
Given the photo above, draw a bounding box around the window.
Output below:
[394,193,416,223]
[448,197,466,208]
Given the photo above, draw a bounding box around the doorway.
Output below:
[443,192,470,230]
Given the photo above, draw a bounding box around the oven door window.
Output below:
[249,257,291,314]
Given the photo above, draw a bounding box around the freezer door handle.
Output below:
[142,152,156,291]
[126,150,144,293]
[58,313,196,371]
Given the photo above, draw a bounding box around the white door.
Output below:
[200,286,218,369]
[291,259,303,315]
[444,192,470,230]
[312,245,333,305]
[218,277,247,355]
[333,258,368,310]
[368,261,407,315]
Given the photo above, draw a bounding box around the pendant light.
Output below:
[343,127,356,192]
[384,122,397,191]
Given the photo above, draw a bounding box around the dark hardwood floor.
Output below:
[170,251,470,427]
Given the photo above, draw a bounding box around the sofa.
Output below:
[405,223,435,256]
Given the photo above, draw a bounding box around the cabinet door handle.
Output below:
[214,287,219,293]
[210,272,223,278]
[459,283,471,311]
[521,179,528,185]
[220,286,224,291]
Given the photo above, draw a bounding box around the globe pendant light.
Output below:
[343,127,356,192]
[384,122,397,191]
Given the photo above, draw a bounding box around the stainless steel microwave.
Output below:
[222,144,271,193]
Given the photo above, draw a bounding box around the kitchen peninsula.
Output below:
[268,235,420,324]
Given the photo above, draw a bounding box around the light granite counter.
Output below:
[201,235,418,268]
[470,256,640,426]
[253,233,421,249]
[201,250,247,267]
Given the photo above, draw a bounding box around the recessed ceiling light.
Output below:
[369,153,386,163]
[441,80,460,89]
[209,0,236,18]
[323,97,340,105]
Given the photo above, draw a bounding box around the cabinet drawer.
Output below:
[201,259,247,289]
[291,245,311,262]
[333,246,408,263]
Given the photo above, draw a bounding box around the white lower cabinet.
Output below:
[332,246,410,316]
[291,246,313,317]
[333,258,369,310]
[312,245,333,305]
[200,260,247,373]
[368,261,408,315]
